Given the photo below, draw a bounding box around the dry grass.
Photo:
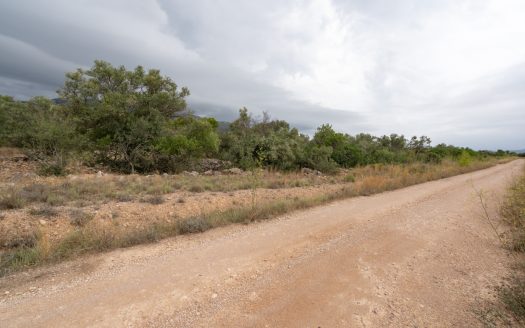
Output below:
[0,158,512,276]
[501,168,525,252]
[498,164,525,322]
[0,171,329,209]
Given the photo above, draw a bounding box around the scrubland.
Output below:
[0,157,512,276]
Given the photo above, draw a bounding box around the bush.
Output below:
[29,205,58,217]
[38,161,67,176]
[140,195,165,205]
[344,174,355,182]
[458,151,472,167]
[69,209,94,227]
[177,217,211,234]
[0,190,24,210]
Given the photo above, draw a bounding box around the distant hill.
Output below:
[513,149,525,154]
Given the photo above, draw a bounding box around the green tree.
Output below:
[59,60,190,172]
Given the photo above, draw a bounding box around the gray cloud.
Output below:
[0,0,524,150]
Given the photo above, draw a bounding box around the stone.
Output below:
[301,167,314,174]
[226,167,243,175]
[96,171,104,177]
[39,219,46,226]
[203,170,214,176]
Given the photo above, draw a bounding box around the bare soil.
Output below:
[0,160,522,327]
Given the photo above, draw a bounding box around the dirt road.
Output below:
[0,160,523,327]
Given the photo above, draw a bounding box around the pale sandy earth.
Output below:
[0,160,523,327]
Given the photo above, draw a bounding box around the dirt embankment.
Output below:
[0,159,522,327]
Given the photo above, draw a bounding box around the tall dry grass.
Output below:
[497,164,525,322]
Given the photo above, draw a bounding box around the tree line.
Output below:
[0,61,515,175]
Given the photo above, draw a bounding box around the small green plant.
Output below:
[458,151,472,167]
[344,174,355,182]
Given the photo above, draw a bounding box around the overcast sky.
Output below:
[1,0,524,150]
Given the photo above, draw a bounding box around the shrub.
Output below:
[29,205,58,217]
[140,195,165,205]
[344,174,355,182]
[177,217,211,234]
[38,161,67,176]
[0,190,24,210]
[69,209,94,227]
[500,277,525,320]
[458,150,472,167]
[4,232,38,249]
[188,185,205,193]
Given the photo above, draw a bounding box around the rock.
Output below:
[39,219,47,226]
[189,171,199,177]
[224,167,243,175]
[29,286,37,291]
[211,293,218,299]
[198,158,232,171]
[248,292,258,301]
[203,170,214,176]
[96,171,104,177]
[301,167,314,174]
[4,291,9,295]
[301,167,323,176]
[162,173,169,177]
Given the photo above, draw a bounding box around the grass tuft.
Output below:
[29,205,59,218]
[69,209,94,227]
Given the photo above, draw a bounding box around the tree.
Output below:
[59,60,190,172]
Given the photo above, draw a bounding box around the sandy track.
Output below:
[0,160,523,327]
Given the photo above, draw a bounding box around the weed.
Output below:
[116,194,133,202]
[0,190,24,210]
[0,246,42,276]
[20,184,49,203]
[38,162,67,176]
[188,185,205,193]
[500,277,525,321]
[29,205,59,218]
[344,174,355,183]
[69,209,94,227]
[140,195,165,205]
[4,232,38,249]
[177,217,211,234]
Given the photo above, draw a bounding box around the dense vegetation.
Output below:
[0,61,515,175]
